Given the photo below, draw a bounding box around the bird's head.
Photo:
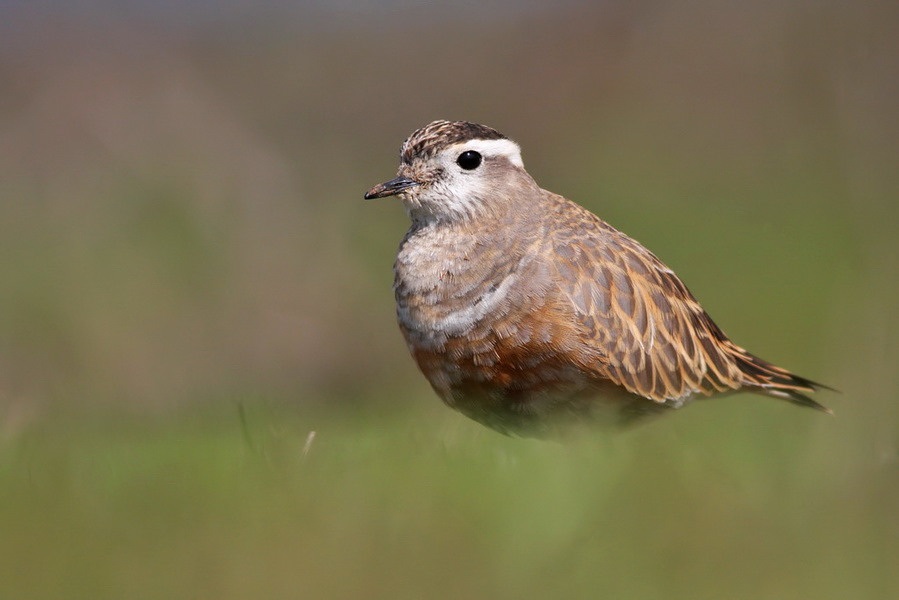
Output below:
[364,120,532,224]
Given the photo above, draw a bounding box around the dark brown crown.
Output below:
[400,120,507,164]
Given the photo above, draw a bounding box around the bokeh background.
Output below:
[1,1,897,598]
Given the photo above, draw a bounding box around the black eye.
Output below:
[456,150,482,170]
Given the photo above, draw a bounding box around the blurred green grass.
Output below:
[0,2,897,598]
[1,401,896,599]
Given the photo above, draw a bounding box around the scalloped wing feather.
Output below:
[545,199,813,405]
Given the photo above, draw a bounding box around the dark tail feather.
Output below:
[734,351,835,415]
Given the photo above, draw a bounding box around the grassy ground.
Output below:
[2,397,896,600]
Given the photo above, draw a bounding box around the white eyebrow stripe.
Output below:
[447,139,524,168]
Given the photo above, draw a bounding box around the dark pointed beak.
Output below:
[364,176,419,200]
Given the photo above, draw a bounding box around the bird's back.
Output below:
[541,192,829,412]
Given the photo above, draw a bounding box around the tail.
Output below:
[731,350,835,415]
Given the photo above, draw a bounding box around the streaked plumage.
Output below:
[365,120,831,436]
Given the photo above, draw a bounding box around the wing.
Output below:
[547,209,747,404]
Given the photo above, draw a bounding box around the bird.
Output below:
[364,120,831,437]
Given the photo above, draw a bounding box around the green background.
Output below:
[0,2,896,598]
